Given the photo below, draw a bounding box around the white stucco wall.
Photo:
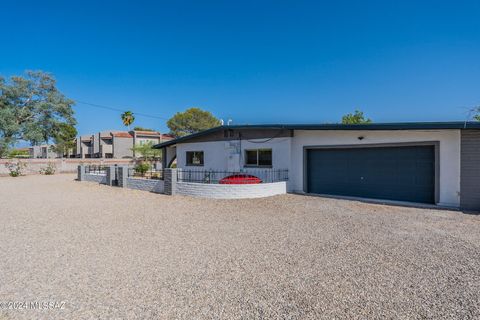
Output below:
[173,130,461,206]
[176,138,291,174]
[290,130,461,207]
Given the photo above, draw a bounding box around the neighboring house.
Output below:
[75,135,94,158]
[132,131,175,158]
[153,122,480,211]
[92,130,118,158]
[74,130,173,159]
[29,144,61,158]
[111,131,135,158]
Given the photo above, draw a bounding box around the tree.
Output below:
[341,110,372,124]
[131,140,161,161]
[51,123,77,157]
[121,111,135,129]
[133,126,154,131]
[0,71,76,157]
[167,107,221,137]
[473,106,480,121]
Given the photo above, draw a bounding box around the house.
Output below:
[29,144,62,158]
[74,130,174,159]
[75,135,94,158]
[154,122,480,211]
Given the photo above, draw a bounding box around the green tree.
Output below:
[51,123,77,157]
[133,126,154,131]
[131,140,161,161]
[167,107,221,137]
[473,106,480,121]
[0,71,76,157]
[341,110,372,124]
[121,111,135,129]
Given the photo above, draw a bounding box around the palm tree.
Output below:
[121,111,135,130]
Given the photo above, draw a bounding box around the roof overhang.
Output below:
[153,121,480,149]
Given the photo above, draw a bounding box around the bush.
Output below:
[135,162,150,176]
[8,149,30,158]
[4,160,27,177]
[39,162,56,175]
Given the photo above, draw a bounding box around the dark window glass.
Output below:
[245,150,258,165]
[186,151,204,166]
[245,149,272,166]
[258,150,272,166]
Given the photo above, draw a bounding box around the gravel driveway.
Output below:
[0,174,479,319]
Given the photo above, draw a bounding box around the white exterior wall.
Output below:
[291,130,461,207]
[173,129,461,206]
[176,137,291,174]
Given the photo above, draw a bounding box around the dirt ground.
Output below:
[0,174,479,319]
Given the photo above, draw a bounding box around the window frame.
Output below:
[244,148,272,168]
[186,151,204,166]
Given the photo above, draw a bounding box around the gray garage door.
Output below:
[306,146,435,204]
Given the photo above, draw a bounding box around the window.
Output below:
[186,151,204,166]
[245,149,272,167]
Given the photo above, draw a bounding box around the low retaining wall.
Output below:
[78,166,287,199]
[176,181,287,199]
[0,158,133,176]
[84,173,107,184]
[126,178,164,193]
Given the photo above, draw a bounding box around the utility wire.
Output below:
[74,100,170,120]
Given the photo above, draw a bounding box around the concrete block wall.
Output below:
[176,181,287,199]
[83,173,107,184]
[78,166,286,199]
[460,130,480,211]
[126,178,164,193]
[164,168,177,195]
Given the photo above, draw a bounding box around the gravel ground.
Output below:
[0,174,479,319]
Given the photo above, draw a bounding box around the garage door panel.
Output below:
[306,146,435,204]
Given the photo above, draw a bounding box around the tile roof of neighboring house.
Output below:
[112,132,133,138]
[160,134,175,140]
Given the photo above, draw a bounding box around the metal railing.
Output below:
[128,167,164,180]
[85,165,107,175]
[177,169,288,184]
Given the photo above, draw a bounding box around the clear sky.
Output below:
[1,0,479,135]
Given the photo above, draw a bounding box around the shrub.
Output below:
[4,160,27,177]
[39,162,56,175]
[135,162,150,176]
[8,149,30,158]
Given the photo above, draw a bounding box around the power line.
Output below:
[74,100,170,120]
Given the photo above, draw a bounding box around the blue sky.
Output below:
[1,0,479,135]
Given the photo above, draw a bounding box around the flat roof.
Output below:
[153,121,480,149]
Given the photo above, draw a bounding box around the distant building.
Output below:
[29,144,62,159]
[73,130,174,159]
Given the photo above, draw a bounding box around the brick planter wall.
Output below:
[176,181,287,199]
[126,178,165,193]
[84,173,107,184]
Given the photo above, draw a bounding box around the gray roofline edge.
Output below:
[153,121,480,149]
